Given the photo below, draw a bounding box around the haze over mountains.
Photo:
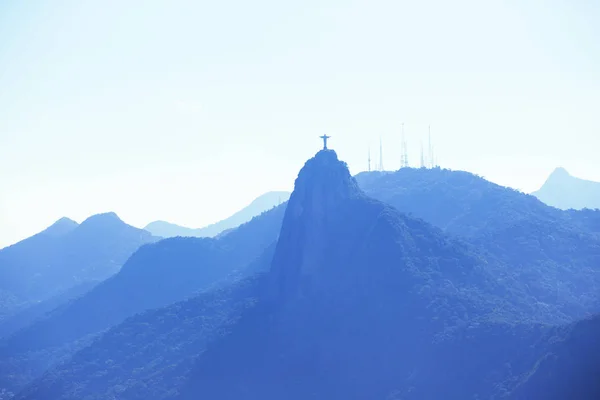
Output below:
[144,191,290,239]
[532,167,600,211]
[0,213,158,319]
[2,149,600,399]
[0,203,286,396]
[3,0,599,398]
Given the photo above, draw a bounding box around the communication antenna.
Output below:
[400,123,409,168]
[379,136,384,171]
[428,125,433,169]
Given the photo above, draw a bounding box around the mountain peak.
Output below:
[42,217,79,237]
[78,212,125,230]
[267,150,366,301]
[533,167,600,210]
[290,149,361,206]
[548,167,571,180]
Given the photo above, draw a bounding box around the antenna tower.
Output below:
[379,137,384,171]
[420,141,425,168]
[400,123,409,168]
[368,147,371,172]
[428,125,433,169]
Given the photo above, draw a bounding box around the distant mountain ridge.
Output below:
[145,191,290,238]
[532,167,600,210]
[0,203,287,395]
[0,212,158,317]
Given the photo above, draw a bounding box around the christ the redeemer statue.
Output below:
[320,134,331,150]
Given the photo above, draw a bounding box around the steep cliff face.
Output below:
[268,150,363,302]
[179,150,541,400]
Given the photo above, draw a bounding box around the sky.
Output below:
[0,0,599,248]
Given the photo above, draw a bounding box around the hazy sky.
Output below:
[1,0,599,247]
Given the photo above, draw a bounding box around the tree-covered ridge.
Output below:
[357,167,600,322]
[509,314,600,399]
[15,275,264,400]
[355,168,591,238]
[0,203,286,396]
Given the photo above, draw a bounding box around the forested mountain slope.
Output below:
[356,168,597,238]
[15,275,265,400]
[507,314,600,400]
[357,168,600,321]
[0,204,286,396]
[0,213,157,318]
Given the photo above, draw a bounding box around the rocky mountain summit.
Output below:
[532,167,600,210]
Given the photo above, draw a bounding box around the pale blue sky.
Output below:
[1,0,599,247]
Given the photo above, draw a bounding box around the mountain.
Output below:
[40,217,79,237]
[0,203,286,395]
[356,167,600,322]
[356,168,566,238]
[174,150,567,399]
[14,151,600,400]
[0,213,158,318]
[532,167,600,210]
[144,191,291,238]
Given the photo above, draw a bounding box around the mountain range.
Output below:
[144,191,290,238]
[0,203,286,396]
[532,167,600,210]
[0,213,158,319]
[6,150,600,399]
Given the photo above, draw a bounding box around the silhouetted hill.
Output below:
[0,203,286,395]
[0,213,157,318]
[145,191,291,238]
[532,167,600,210]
